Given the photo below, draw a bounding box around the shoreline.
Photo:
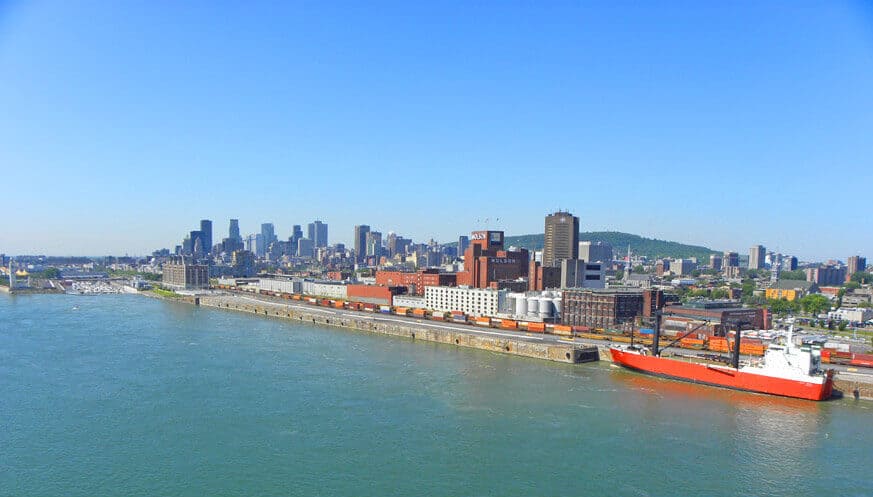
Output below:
[13,289,873,400]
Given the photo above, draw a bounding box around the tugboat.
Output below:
[610,325,834,401]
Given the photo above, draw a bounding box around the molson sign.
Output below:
[471,231,503,243]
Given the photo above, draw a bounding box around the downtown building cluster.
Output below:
[149,211,872,331]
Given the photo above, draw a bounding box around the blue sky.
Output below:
[1,1,871,260]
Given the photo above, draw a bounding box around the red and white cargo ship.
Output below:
[610,328,835,401]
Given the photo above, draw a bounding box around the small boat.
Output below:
[610,326,834,401]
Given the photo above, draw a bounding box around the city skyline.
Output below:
[1,3,872,259]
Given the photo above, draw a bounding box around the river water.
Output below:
[1,294,871,496]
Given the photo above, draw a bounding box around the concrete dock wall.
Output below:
[198,296,598,365]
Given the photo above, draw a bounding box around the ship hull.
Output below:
[610,348,834,401]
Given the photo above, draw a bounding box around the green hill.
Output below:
[493,231,717,261]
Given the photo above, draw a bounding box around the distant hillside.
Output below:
[499,231,717,261]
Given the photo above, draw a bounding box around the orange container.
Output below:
[528,322,546,333]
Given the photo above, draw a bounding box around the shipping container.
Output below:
[452,314,468,323]
[475,317,491,327]
[500,319,517,329]
[527,322,546,333]
[412,309,427,318]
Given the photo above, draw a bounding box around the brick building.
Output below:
[375,268,456,295]
[456,231,529,288]
[346,284,406,306]
[529,260,561,291]
[561,288,663,330]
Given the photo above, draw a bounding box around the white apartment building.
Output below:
[425,286,506,317]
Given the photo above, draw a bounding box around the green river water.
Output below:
[1,294,871,496]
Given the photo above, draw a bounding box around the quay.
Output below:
[188,292,599,364]
[146,291,873,400]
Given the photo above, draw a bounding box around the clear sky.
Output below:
[1,1,871,261]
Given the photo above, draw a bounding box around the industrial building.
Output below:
[504,291,563,321]
[662,301,767,337]
[346,284,404,306]
[561,288,663,330]
[375,269,456,295]
[456,230,529,289]
[425,286,507,317]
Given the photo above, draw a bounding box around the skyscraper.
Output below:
[308,220,328,248]
[229,219,241,242]
[290,225,303,250]
[200,219,213,255]
[749,245,766,270]
[458,236,469,257]
[366,231,382,259]
[543,211,579,267]
[261,223,276,246]
[354,225,370,263]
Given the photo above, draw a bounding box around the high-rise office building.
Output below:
[200,219,213,255]
[723,251,739,267]
[261,223,276,246]
[229,219,241,242]
[308,220,328,248]
[709,254,723,272]
[297,238,314,258]
[366,231,382,258]
[290,225,303,249]
[749,245,766,270]
[246,233,265,258]
[188,230,203,256]
[354,225,370,263]
[543,211,579,267]
[458,236,469,257]
[579,241,613,263]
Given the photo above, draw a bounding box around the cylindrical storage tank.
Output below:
[552,297,562,316]
[515,296,528,316]
[539,298,553,318]
[527,297,539,317]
